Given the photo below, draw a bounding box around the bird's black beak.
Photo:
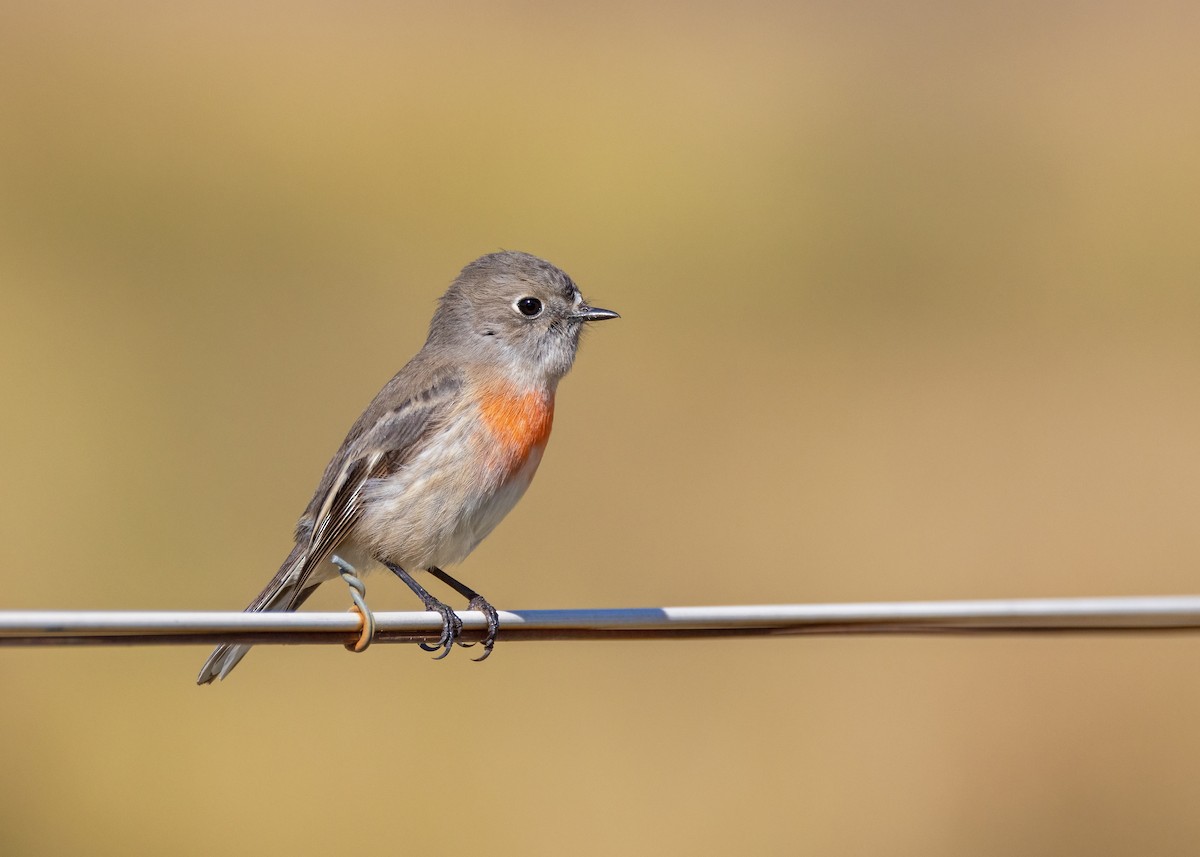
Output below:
[571,305,620,322]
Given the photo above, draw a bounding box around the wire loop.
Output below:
[332,556,376,653]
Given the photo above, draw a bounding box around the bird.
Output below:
[197,251,618,683]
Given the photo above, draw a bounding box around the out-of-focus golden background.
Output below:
[2,1,1199,853]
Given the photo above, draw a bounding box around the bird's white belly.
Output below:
[351,419,545,573]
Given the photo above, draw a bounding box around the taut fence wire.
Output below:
[4,596,1200,647]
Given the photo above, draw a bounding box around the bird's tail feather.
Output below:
[196,546,315,685]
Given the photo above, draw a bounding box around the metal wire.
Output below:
[3,596,1200,647]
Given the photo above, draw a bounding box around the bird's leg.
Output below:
[426,566,500,662]
[332,555,375,653]
[384,562,462,659]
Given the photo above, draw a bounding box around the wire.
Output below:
[3,596,1200,647]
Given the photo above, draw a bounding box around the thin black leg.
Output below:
[427,566,500,662]
[384,562,461,659]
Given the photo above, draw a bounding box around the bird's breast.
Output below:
[477,384,556,477]
[353,382,556,570]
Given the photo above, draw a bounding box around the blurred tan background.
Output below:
[2,1,1199,854]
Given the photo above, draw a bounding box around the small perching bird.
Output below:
[197,251,619,683]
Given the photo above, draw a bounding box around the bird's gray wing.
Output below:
[247,370,465,611]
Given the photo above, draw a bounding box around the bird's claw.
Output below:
[417,598,462,659]
[466,596,500,662]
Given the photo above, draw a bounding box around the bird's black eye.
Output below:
[516,297,543,317]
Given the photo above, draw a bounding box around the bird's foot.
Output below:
[463,595,500,662]
[424,566,500,661]
[415,593,463,660]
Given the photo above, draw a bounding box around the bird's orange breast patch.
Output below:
[479,385,555,474]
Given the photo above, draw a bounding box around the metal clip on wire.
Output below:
[332,556,375,653]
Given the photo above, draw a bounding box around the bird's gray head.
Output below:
[428,251,619,382]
